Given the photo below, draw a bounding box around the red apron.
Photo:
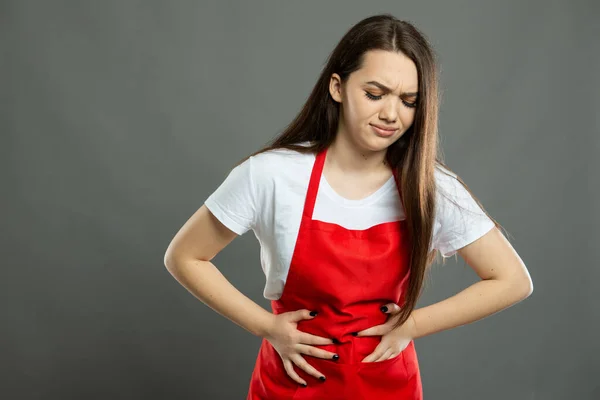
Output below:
[247,147,422,399]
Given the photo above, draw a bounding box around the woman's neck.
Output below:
[326,133,390,178]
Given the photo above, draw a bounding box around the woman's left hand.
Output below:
[355,302,417,363]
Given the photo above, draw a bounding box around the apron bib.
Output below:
[247,147,422,399]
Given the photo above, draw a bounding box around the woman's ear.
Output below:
[329,73,343,103]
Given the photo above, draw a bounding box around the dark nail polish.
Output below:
[332,338,340,344]
[332,354,339,361]
[319,376,326,381]
[380,305,388,313]
[301,383,307,387]
[309,311,318,317]
[351,332,358,336]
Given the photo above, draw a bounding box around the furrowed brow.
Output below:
[365,80,418,96]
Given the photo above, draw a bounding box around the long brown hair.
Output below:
[234,14,502,330]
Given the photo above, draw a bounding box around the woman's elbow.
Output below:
[515,272,534,300]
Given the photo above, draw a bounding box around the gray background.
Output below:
[2,0,599,399]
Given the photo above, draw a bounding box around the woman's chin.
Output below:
[361,135,396,152]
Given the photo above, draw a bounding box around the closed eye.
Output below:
[364,91,417,108]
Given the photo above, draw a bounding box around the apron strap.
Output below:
[302,148,327,219]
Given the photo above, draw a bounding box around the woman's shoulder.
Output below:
[430,162,495,257]
[432,162,490,222]
[434,163,458,183]
[238,142,315,200]
[251,141,313,159]
[249,141,315,176]
[433,163,464,199]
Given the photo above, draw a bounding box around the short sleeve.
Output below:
[432,167,496,258]
[204,157,256,235]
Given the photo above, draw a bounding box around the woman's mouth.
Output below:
[370,124,398,137]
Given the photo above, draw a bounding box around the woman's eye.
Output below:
[364,91,417,108]
[364,91,382,101]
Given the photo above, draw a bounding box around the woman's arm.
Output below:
[409,227,533,339]
[164,204,273,337]
[164,204,337,384]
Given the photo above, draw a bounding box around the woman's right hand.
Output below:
[263,309,338,386]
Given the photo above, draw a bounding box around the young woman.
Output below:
[164,14,533,400]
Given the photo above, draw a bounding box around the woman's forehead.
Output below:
[354,50,418,90]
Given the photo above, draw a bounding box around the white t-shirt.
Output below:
[204,143,495,300]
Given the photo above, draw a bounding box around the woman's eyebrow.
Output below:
[364,80,418,96]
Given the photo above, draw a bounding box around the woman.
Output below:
[164,14,533,399]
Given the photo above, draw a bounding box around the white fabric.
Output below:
[204,143,495,300]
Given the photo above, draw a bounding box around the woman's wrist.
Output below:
[256,312,276,339]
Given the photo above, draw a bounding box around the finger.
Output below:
[282,358,307,386]
[298,332,334,346]
[356,323,388,337]
[381,303,401,315]
[290,353,325,381]
[288,309,317,322]
[296,344,338,360]
[361,344,387,363]
[373,348,395,362]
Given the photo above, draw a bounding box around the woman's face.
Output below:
[329,49,419,153]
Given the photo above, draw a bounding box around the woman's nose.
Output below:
[379,100,398,122]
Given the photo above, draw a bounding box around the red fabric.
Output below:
[247,147,422,399]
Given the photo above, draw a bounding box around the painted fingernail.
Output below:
[351,332,358,336]
[319,376,326,381]
[332,338,340,344]
[332,354,339,361]
[309,311,318,317]
[380,306,388,312]
[301,383,307,387]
